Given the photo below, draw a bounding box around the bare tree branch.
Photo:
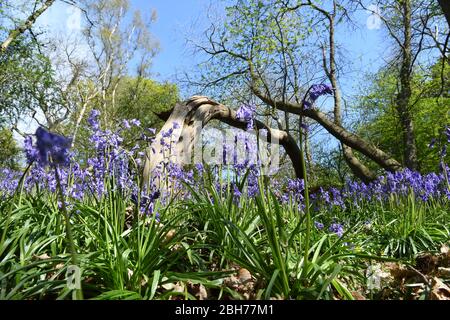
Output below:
[1,0,56,53]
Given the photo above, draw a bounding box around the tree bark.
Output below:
[143,96,305,187]
[438,0,450,27]
[251,86,403,173]
[396,0,418,170]
[1,0,56,53]
[326,8,376,183]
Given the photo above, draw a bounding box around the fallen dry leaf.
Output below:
[430,277,450,300]
[163,229,176,243]
[441,244,450,267]
[55,263,65,270]
[388,263,415,280]
[34,253,51,260]
[190,283,208,300]
[438,267,450,278]
[238,268,252,283]
[351,291,366,300]
[416,253,439,274]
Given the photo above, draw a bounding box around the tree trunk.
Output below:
[252,87,403,173]
[143,96,305,187]
[396,0,418,170]
[342,145,376,183]
[327,12,376,183]
[438,0,450,27]
[1,0,56,53]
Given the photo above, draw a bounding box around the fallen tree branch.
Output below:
[144,96,304,187]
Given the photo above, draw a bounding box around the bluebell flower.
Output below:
[428,138,436,149]
[287,178,305,194]
[122,120,131,129]
[24,136,39,164]
[309,84,333,101]
[233,184,242,198]
[300,123,309,133]
[0,169,19,197]
[195,163,204,174]
[236,104,256,130]
[329,223,344,237]
[34,127,72,166]
[320,187,330,205]
[303,84,333,109]
[161,128,174,138]
[303,101,312,109]
[131,190,160,216]
[441,145,447,158]
[222,143,228,165]
[314,221,324,230]
[130,119,141,127]
[88,109,100,130]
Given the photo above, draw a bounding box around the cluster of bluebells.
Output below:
[86,109,136,196]
[314,221,324,230]
[276,168,450,238]
[0,168,19,198]
[166,162,194,192]
[328,223,345,238]
[236,104,256,130]
[150,121,197,201]
[1,108,449,232]
[303,84,333,109]
[307,169,450,212]
[25,127,72,167]
[313,220,344,238]
[280,178,305,210]
[122,119,141,130]
[3,110,160,217]
[131,189,161,216]
[159,122,181,150]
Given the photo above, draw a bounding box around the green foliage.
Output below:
[0,36,56,126]
[64,77,179,159]
[2,165,448,300]
[324,191,450,259]
[195,0,315,102]
[114,77,179,131]
[356,59,450,173]
[0,128,20,169]
[1,0,450,301]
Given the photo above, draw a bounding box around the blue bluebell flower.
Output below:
[314,221,324,230]
[236,104,256,130]
[329,223,344,237]
[303,84,333,109]
[34,127,72,166]
[88,109,100,130]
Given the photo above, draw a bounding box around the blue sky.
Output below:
[142,0,391,106]
[39,0,215,92]
[136,0,214,83]
[32,0,389,153]
[38,0,387,97]
[146,0,387,96]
